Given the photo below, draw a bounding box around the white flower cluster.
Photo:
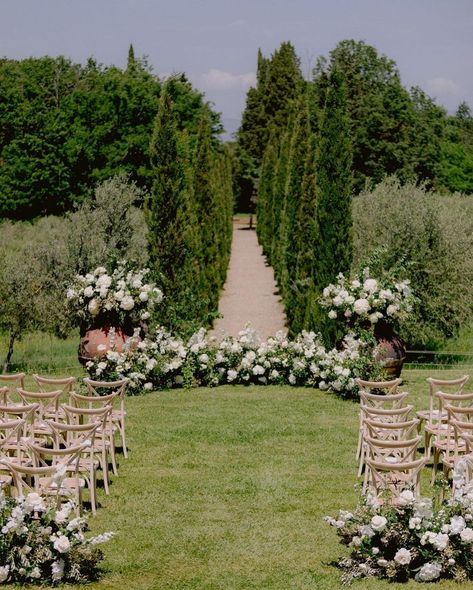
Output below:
[87,325,379,398]
[326,461,473,584]
[66,262,163,326]
[0,491,112,585]
[320,268,414,326]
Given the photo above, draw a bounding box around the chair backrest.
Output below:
[356,377,402,395]
[32,374,76,395]
[2,442,86,496]
[366,456,426,502]
[362,404,413,422]
[0,373,26,393]
[0,402,40,437]
[69,390,119,412]
[0,387,9,405]
[0,418,26,458]
[365,418,419,441]
[46,418,100,450]
[17,388,63,422]
[426,375,470,424]
[359,390,409,410]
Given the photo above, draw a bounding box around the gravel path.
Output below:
[211,223,287,339]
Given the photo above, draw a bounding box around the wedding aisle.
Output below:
[211,220,286,339]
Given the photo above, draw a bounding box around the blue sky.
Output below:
[1,0,472,128]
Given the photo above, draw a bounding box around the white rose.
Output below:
[386,304,399,316]
[114,290,124,301]
[333,295,343,307]
[416,562,442,582]
[53,534,71,553]
[94,266,106,276]
[139,291,149,302]
[24,492,46,512]
[227,370,238,382]
[371,515,387,532]
[368,313,379,324]
[0,566,9,582]
[461,527,473,542]
[363,278,378,293]
[66,288,76,299]
[51,559,65,582]
[144,382,153,391]
[328,310,337,319]
[344,309,352,317]
[253,365,265,376]
[96,274,112,288]
[141,311,150,320]
[354,298,370,315]
[398,490,415,506]
[120,296,135,311]
[83,285,94,298]
[450,515,466,535]
[88,298,99,316]
[351,535,362,547]
[132,278,142,288]
[394,548,412,565]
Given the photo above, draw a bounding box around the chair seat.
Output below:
[417,409,447,421]
[39,477,85,494]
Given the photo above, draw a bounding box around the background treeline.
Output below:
[238,40,473,348]
[0,46,221,219]
[0,49,234,367]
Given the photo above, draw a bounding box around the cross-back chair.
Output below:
[365,456,426,503]
[82,378,129,459]
[0,373,26,399]
[417,375,470,457]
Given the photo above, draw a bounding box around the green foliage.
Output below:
[0,175,149,368]
[236,42,303,211]
[145,86,234,333]
[0,53,222,219]
[353,178,473,348]
[311,68,353,344]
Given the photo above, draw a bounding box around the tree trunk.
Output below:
[3,331,17,373]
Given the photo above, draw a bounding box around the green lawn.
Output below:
[4,368,471,590]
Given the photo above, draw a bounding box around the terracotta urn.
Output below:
[78,325,138,366]
[374,321,406,378]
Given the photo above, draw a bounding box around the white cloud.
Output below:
[201,69,256,90]
[427,77,459,97]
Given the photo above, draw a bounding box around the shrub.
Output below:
[353,177,473,348]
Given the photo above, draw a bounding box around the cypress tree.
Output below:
[193,112,220,313]
[291,134,319,334]
[282,94,311,326]
[146,85,196,312]
[256,130,278,256]
[312,67,353,344]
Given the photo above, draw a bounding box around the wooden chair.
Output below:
[17,388,63,437]
[0,402,40,440]
[0,373,26,398]
[365,456,426,503]
[46,419,101,515]
[32,374,76,395]
[2,442,87,513]
[427,390,473,467]
[365,417,420,442]
[61,403,114,496]
[432,403,473,482]
[66,396,118,480]
[358,401,412,475]
[417,375,469,457]
[363,435,422,493]
[83,378,129,459]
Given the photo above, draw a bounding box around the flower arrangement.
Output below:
[326,461,473,584]
[0,491,112,585]
[320,268,414,329]
[86,325,383,398]
[66,262,163,329]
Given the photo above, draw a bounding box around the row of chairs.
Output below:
[0,372,129,515]
[356,374,472,503]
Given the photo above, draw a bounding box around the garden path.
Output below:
[211,219,287,339]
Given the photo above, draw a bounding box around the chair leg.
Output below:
[101,448,110,495]
[425,431,432,459]
[432,448,440,484]
[109,436,118,476]
[121,419,128,459]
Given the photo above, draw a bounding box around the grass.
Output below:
[4,368,473,589]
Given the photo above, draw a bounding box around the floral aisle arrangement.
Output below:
[86,325,382,398]
[325,461,473,584]
[320,268,414,329]
[66,263,163,329]
[0,491,113,585]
